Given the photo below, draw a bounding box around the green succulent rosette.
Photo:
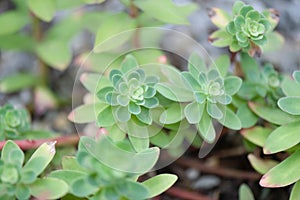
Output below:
[226,1,271,52]
[208,1,280,56]
[97,55,159,125]
[0,104,31,140]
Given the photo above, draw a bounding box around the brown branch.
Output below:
[0,135,80,151]
[176,157,261,180]
[166,186,213,200]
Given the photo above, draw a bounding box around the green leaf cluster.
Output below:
[49,136,177,200]
[0,104,31,140]
[209,1,280,56]
[0,140,68,199]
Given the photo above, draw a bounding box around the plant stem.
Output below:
[0,135,80,150]
[166,186,212,200]
[176,157,261,180]
[31,13,49,86]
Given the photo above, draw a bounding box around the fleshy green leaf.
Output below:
[97,106,115,127]
[0,73,39,93]
[281,76,300,97]
[49,170,87,186]
[213,55,230,77]
[80,136,159,174]
[136,107,152,125]
[248,102,300,125]
[184,102,204,124]
[128,135,149,152]
[30,177,69,199]
[115,106,131,123]
[239,184,255,200]
[116,180,149,199]
[142,174,177,198]
[290,180,300,200]
[218,106,241,130]
[80,73,111,94]
[278,97,300,115]
[23,142,56,176]
[240,126,272,147]
[121,54,139,74]
[248,154,278,174]
[1,140,24,167]
[68,103,107,123]
[94,13,136,52]
[224,76,242,95]
[208,7,231,28]
[264,121,300,154]
[237,103,258,128]
[36,40,71,71]
[133,0,197,25]
[207,102,223,119]
[0,11,29,35]
[160,103,184,124]
[27,0,56,22]
[156,83,194,102]
[70,177,98,197]
[260,150,300,187]
[293,71,300,84]
[188,52,206,78]
[198,110,215,143]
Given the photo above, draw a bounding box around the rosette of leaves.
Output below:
[0,140,68,199]
[0,104,30,140]
[208,1,280,56]
[49,136,177,200]
[97,55,159,125]
[159,54,242,143]
[233,54,284,128]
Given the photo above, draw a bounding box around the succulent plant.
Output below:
[0,140,68,199]
[226,1,271,52]
[237,54,283,105]
[49,136,177,200]
[97,55,159,126]
[0,104,30,140]
[208,1,280,56]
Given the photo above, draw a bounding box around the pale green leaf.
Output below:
[278,97,300,115]
[156,83,194,102]
[239,184,255,200]
[0,11,29,35]
[248,154,278,174]
[160,103,184,124]
[133,0,197,25]
[290,180,300,200]
[264,121,300,154]
[249,102,300,125]
[68,103,107,123]
[36,40,71,71]
[208,7,231,28]
[23,142,56,176]
[184,102,204,124]
[260,150,300,187]
[218,106,241,130]
[0,73,39,93]
[143,174,177,198]
[213,55,230,77]
[224,76,242,95]
[27,0,56,22]
[198,110,215,143]
[30,177,69,199]
[1,140,24,167]
[81,136,159,174]
[281,76,300,96]
[241,126,272,147]
[94,13,136,52]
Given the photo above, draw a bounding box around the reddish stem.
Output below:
[176,157,261,180]
[0,135,80,150]
[166,186,212,200]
